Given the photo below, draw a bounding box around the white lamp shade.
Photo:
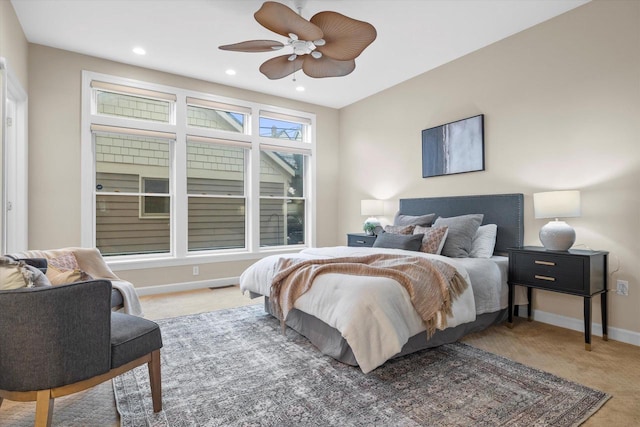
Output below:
[533,191,581,219]
[361,199,384,216]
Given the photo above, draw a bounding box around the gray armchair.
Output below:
[0,280,162,426]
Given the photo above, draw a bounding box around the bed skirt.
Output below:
[263,296,507,367]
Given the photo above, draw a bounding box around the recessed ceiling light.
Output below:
[296,86,305,92]
[132,47,146,55]
[225,69,237,76]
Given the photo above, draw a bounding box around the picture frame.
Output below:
[421,114,484,178]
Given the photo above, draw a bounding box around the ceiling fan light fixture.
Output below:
[221,1,377,80]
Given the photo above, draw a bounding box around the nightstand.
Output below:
[507,246,609,351]
[347,233,376,247]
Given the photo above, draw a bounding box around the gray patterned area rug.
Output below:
[114,304,609,427]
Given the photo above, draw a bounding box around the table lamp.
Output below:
[533,190,581,251]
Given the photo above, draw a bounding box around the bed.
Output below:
[239,193,524,373]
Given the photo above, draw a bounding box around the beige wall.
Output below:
[20,0,640,335]
[339,0,640,334]
[27,44,340,286]
[0,0,28,89]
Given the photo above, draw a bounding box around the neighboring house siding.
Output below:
[97,91,170,122]
[96,171,169,255]
[187,141,243,183]
[96,134,170,170]
[95,158,291,253]
[187,105,243,132]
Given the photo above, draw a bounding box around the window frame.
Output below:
[81,71,316,269]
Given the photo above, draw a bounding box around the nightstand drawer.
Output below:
[511,251,585,292]
[347,234,376,247]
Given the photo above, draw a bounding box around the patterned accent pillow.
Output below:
[46,252,92,285]
[414,226,449,254]
[384,225,415,235]
[48,252,80,270]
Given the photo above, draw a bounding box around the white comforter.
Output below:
[239,246,505,373]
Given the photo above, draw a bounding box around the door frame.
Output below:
[1,57,28,253]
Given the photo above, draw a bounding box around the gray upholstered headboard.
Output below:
[399,193,524,255]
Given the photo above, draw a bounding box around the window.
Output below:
[186,137,247,251]
[82,72,315,263]
[94,130,173,256]
[186,97,249,133]
[259,111,310,142]
[97,91,171,123]
[141,177,170,218]
[259,150,306,247]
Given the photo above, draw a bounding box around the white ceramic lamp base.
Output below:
[539,220,575,251]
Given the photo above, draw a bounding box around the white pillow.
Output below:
[469,224,497,258]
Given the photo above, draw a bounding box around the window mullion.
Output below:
[174,97,188,258]
[248,108,261,252]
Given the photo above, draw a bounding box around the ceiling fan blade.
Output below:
[255,1,323,41]
[218,40,284,53]
[302,56,356,78]
[310,11,377,61]
[259,54,305,80]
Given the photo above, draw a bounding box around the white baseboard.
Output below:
[135,277,240,296]
[515,306,640,347]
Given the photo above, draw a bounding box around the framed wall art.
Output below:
[421,114,484,178]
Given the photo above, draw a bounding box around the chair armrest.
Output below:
[0,280,113,391]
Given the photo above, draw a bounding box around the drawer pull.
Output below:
[535,260,556,266]
[535,275,556,282]
[356,240,366,244]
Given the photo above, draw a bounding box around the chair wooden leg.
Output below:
[0,395,4,409]
[148,349,162,412]
[35,389,54,427]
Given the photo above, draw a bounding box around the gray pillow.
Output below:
[433,214,484,258]
[393,212,436,227]
[373,232,424,251]
[24,264,52,287]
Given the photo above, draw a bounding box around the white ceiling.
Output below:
[11,0,589,109]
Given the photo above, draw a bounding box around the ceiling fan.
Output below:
[219,1,377,80]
